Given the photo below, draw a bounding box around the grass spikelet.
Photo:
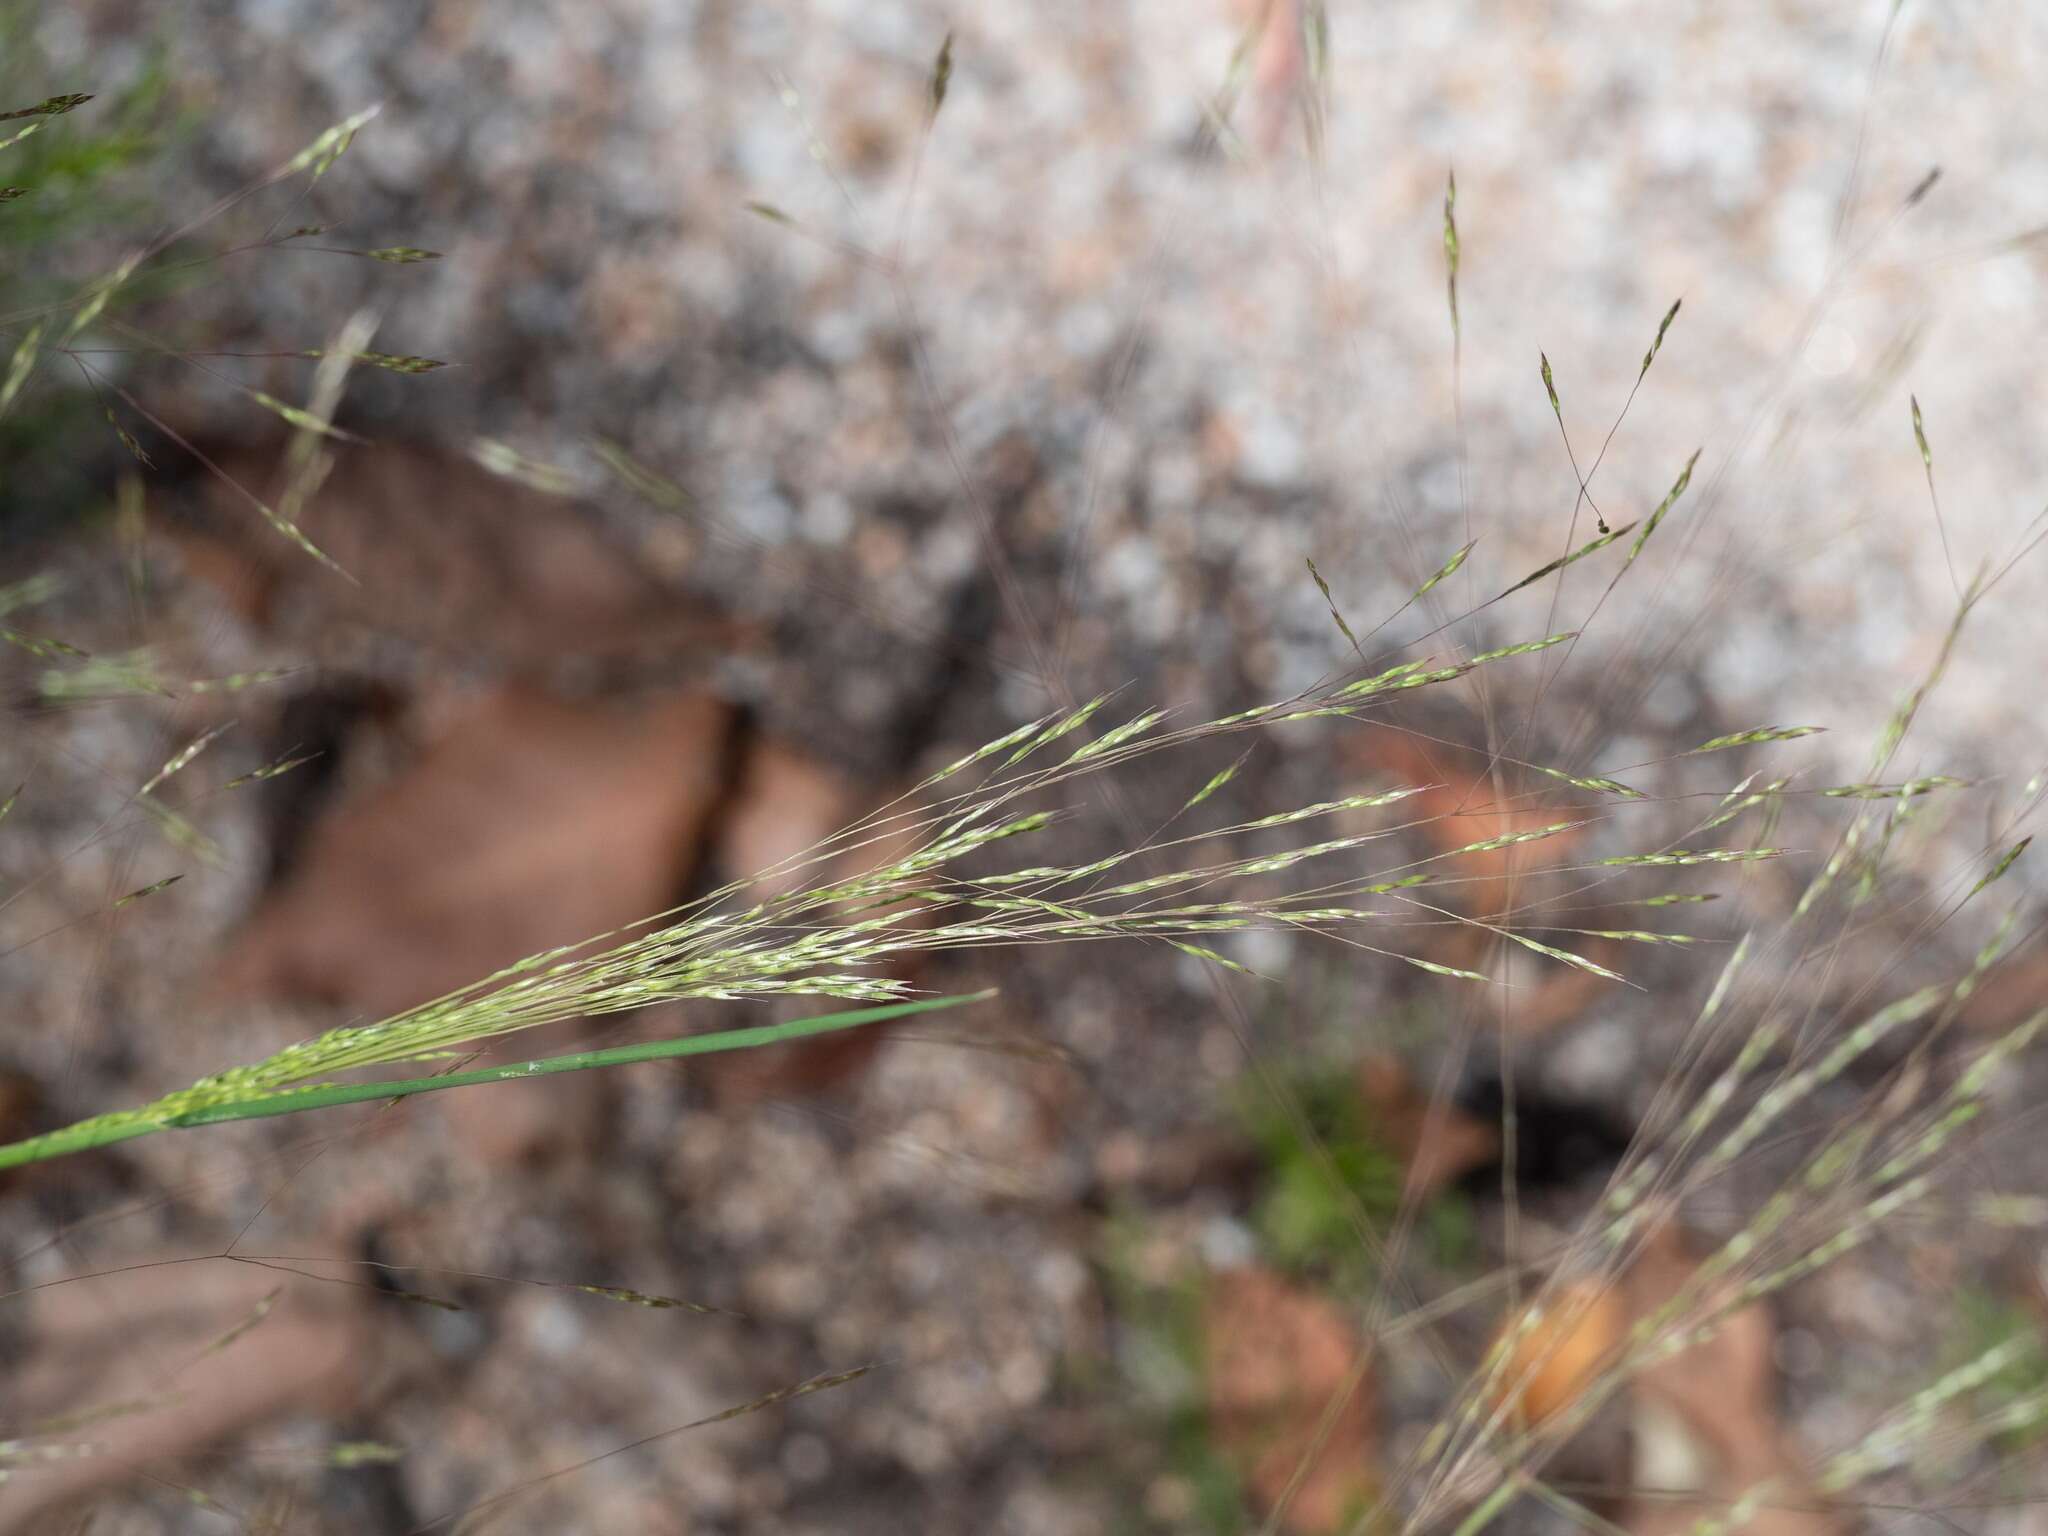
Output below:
[247,390,363,440]
[1337,658,1431,698]
[1869,579,1977,774]
[346,352,446,376]
[469,437,584,496]
[1335,633,1572,703]
[1967,836,2031,899]
[0,572,63,618]
[928,30,955,118]
[1500,930,1625,981]
[328,1443,403,1468]
[1872,1007,2048,1185]
[922,714,1055,784]
[275,105,381,178]
[1,624,89,660]
[385,1287,464,1312]
[1697,985,1945,1180]
[590,436,692,510]
[568,1284,727,1315]
[1399,955,1490,983]
[1688,724,1824,754]
[1009,695,1110,765]
[1441,819,1586,860]
[1640,296,1681,379]
[1181,756,1246,813]
[0,92,94,154]
[1529,764,1645,798]
[1497,526,1635,598]
[139,725,231,797]
[1231,786,1430,832]
[1067,707,1168,763]
[112,874,182,908]
[102,405,153,466]
[1572,929,1700,945]
[319,349,447,374]
[0,320,43,418]
[1306,556,1363,659]
[1467,631,1577,666]
[1624,448,1699,566]
[1597,847,1786,866]
[1168,939,1255,975]
[1696,773,1789,833]
[189,1287,282,1363]
[38,648,182,704]
[1414,538,1477,600]
[0,91,95,123]
[1539,351,1607,534]
[1441,168,1460,353]
[258,310,378,572]
[360,245,441,264]
[64,251,142,341]
[186,666,302,695]
[224,750,322,790]
[1820,774,1966,800]
[1910,391,1962,599]
[134,793,221,864]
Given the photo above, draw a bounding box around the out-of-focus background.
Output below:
[4,2,2048,1532]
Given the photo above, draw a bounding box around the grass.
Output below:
[1238,1062,1409,1281]
[4,13,2048,1535]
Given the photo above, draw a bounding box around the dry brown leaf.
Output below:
[1491,1278,1627,1429]
[1346,731,1614,1018]
[1204,1265,1377,1534]
[1624,1225,1840,1536]
[1479,1223,1838,1536]
[217,683,733,1023]
[0,1260,370,1534]
[177,439,750,676]
[1352,732,1588,925]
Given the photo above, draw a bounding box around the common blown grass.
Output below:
[3,20,2047,1536]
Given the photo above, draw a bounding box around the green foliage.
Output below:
[1241,1064,1404,1276]
[1237,1058,1478,1282]
[0,22,174,258]
[0,13,184,526]
[1944,1287,2048,1463]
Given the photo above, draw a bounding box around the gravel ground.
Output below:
[6,2,2048,1533]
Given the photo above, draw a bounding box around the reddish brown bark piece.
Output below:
[1204,1265,1377,1534]
[217,684,733,1022]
